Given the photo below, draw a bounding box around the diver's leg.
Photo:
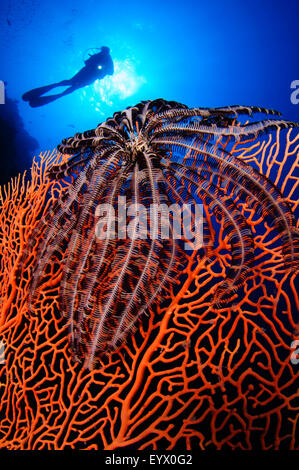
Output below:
[56,80,72,86]
[59,85,80,96]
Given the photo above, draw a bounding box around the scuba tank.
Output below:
[83,48,102,66]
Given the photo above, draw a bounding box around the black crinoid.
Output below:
[25,99,299,369]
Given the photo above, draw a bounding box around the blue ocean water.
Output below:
[0,0,299,183]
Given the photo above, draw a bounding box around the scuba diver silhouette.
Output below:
[22,46,114,107]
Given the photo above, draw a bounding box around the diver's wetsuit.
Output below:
[22,47,114,107]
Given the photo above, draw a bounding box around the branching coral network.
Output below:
[0,103,298,450]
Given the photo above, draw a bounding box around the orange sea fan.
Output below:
[0,124,298,450]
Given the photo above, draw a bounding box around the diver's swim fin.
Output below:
[22,90,37,101]
[22,83,65,102]
[28,94,62,107]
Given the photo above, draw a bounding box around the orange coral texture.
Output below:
[0,129,298,450]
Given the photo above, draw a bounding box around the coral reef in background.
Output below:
[0,92,38,186]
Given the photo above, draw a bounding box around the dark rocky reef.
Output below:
[0,91,38,186]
